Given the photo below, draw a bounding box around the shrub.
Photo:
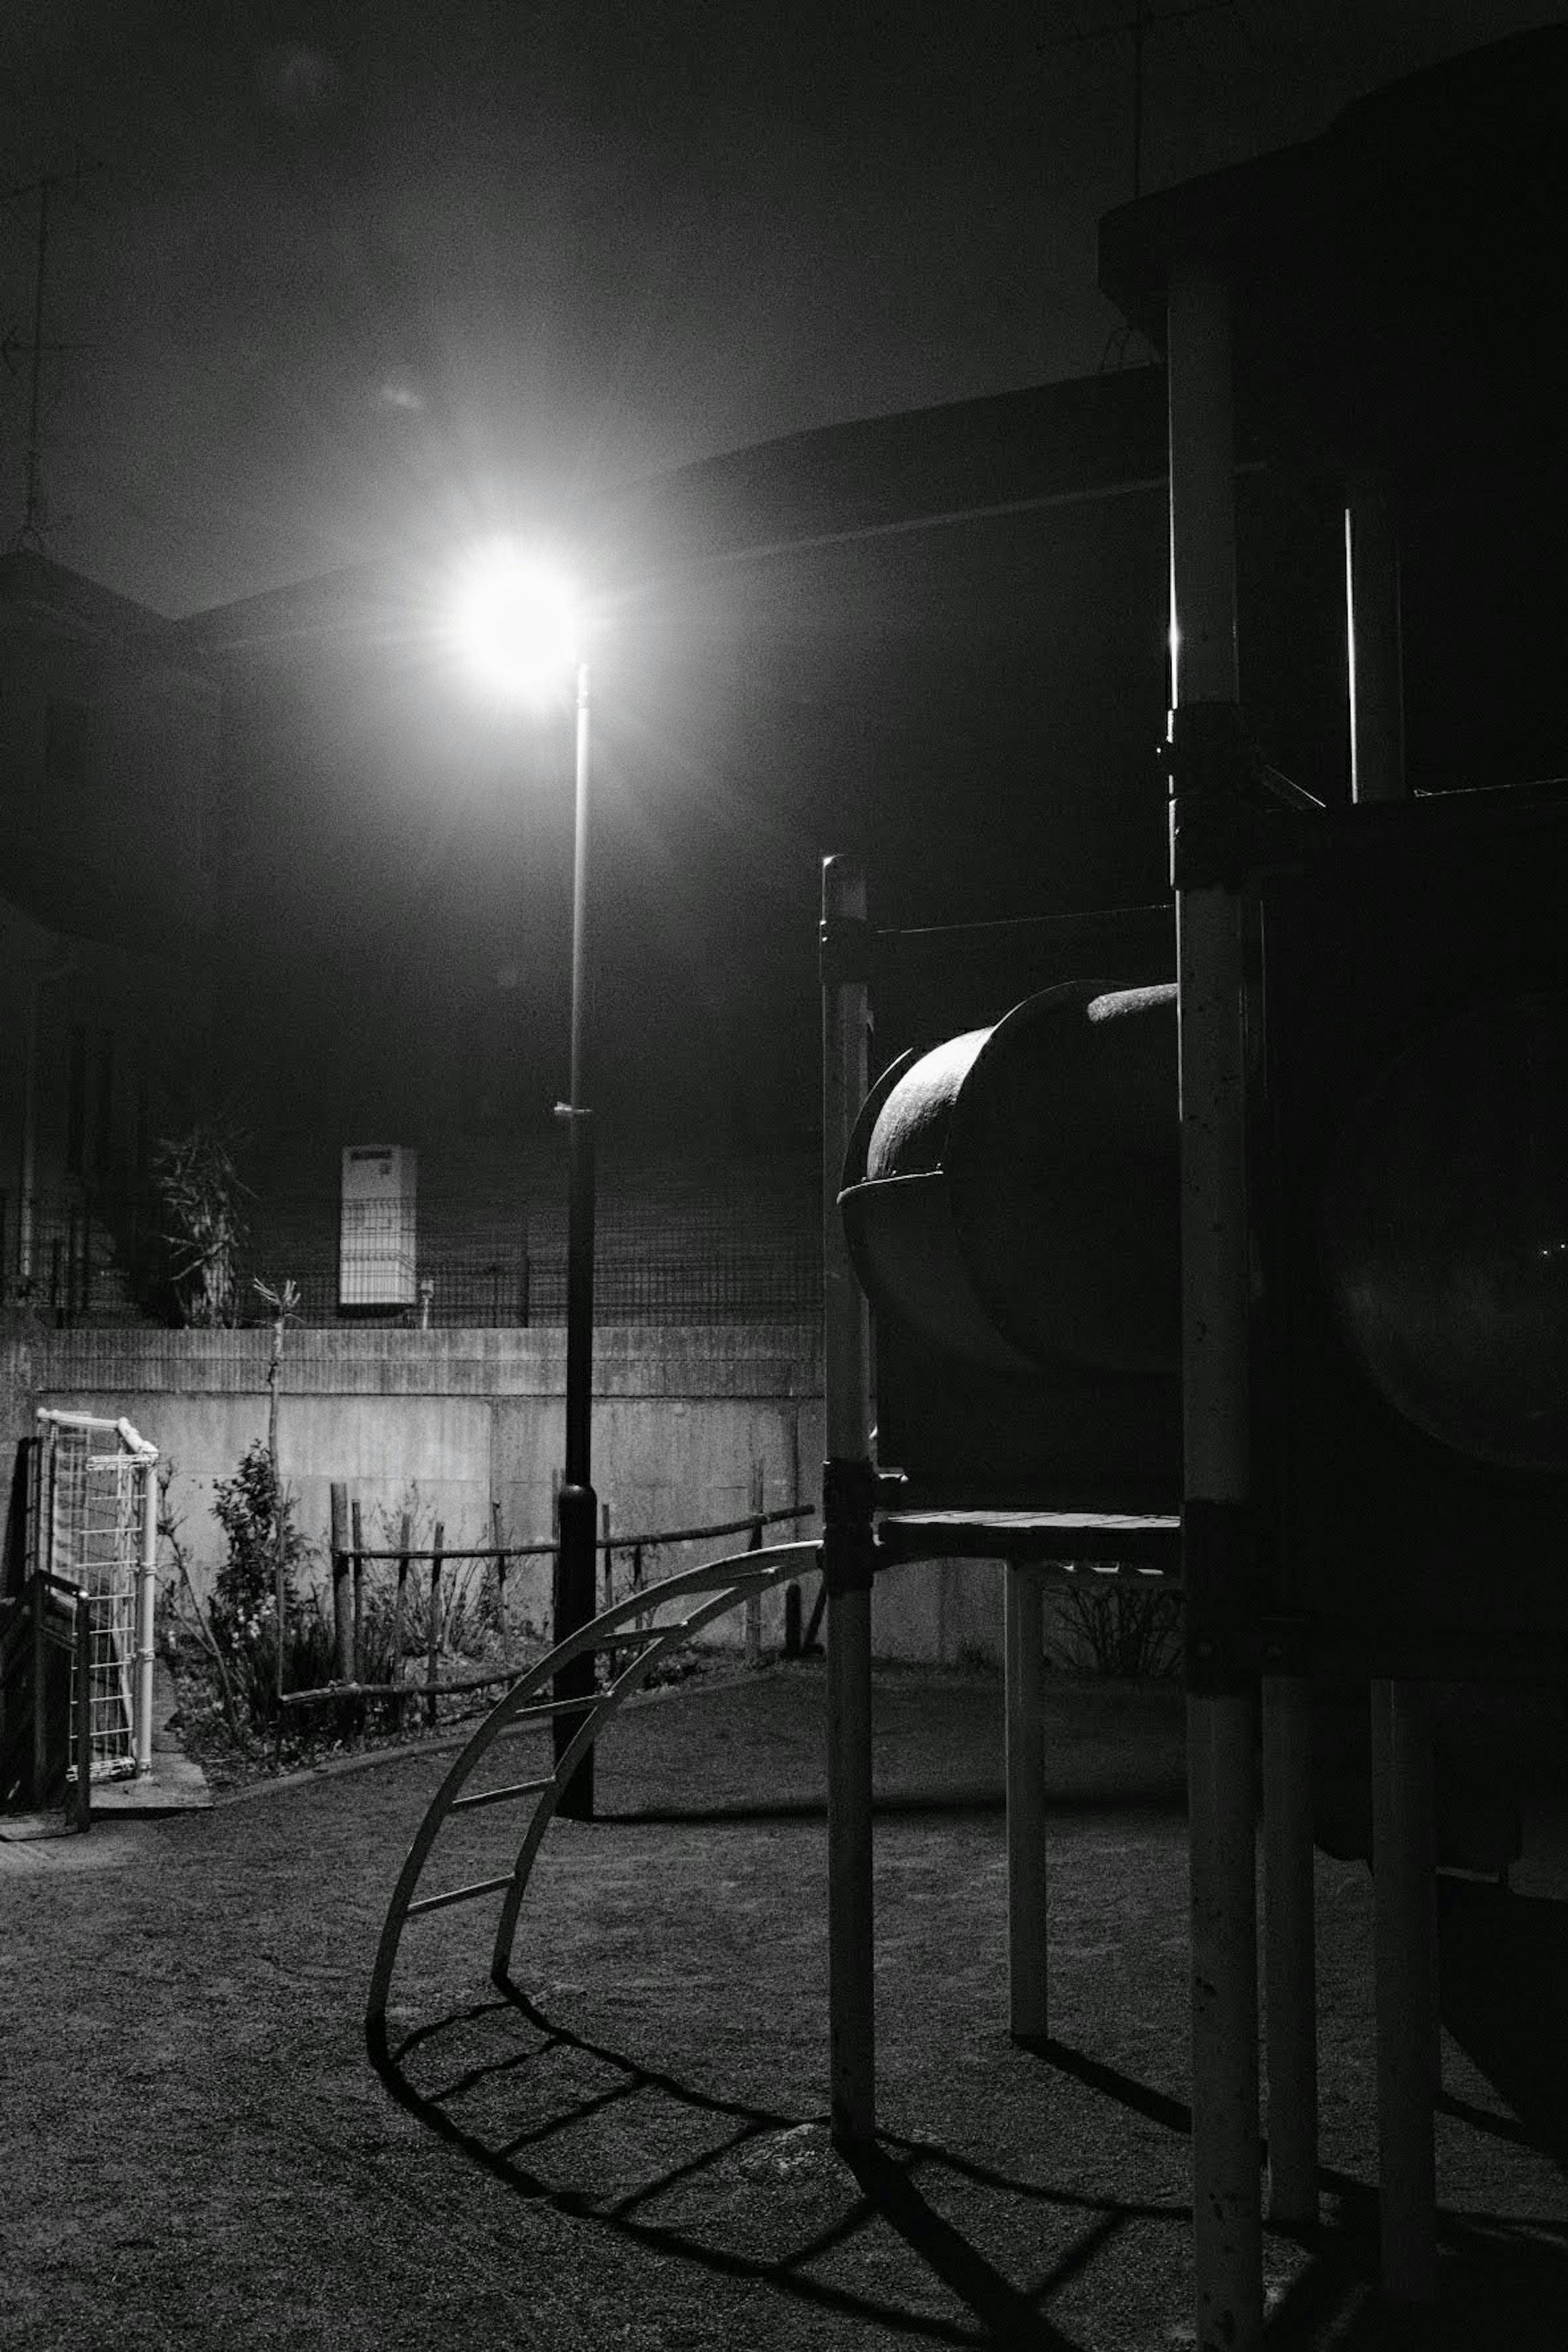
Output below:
[1054,1577,1182,1679]
[210,1441,315,1725]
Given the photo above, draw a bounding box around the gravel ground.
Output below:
[3,1662,1566,2350]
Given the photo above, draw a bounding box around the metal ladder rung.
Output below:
[448,1773,555,1815]
[406,1871,517,1918]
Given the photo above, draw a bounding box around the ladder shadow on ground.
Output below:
[368,1982,1192,2348]
[1019,2021,1568,2350]
[373,1989,1568,2346]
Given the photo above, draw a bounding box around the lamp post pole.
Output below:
[553,655,597,1818]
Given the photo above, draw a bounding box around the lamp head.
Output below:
[450,541,584,707]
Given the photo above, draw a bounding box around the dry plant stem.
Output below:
[255,1276,300,1716]
[161,1499,249,1747]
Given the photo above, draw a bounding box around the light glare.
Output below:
[451,545,582,704]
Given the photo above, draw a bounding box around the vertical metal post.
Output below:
[1348,462,1433,2302]
[553,653,597,1820]
[1371,1677,1438,2303]
[330,1481,352,1684]
[29,1422,49,1805]
[1169,260,1263,2352]
[73,1586,92,1832]
[1005,1563,1048,2041]
[1345,473,1405,807]
[1263,1673,1317,2221]
[30,1572,47,1804]
[822,854,875,2147]
[133,1448,158,1778]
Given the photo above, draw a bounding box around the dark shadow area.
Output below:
[368,1981,1189,2346]
[1020,2037,1193,2138]
[3,1441,29,1599]
[595,1791,1002,1827]
[1438,1877,1568,2172]
[1022,2034,1568,2346]
[1269,2212,1568,2352]
[372,1978,1568,2345]
[597,1782,1187,1828]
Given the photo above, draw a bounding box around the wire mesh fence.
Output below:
[31,1410,158,1783]
[2,1154,823,1329]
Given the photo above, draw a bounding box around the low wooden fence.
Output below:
[280,1482,819,1715]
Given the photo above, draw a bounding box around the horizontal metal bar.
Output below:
[876,1510,1179,1570]
[406,1872,518,1918]
[494,1693,602,1730]
[448,1774,556,1814]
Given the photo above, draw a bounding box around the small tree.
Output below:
[210,1441,313,1725]
[151,1118,251,1326]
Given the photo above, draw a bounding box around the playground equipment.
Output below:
[364,1534,821,2062]
[823,29,1568,2351]
[0,1410,160,1823]
[368,33,1566,2350]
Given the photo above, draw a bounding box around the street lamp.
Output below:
[452,543,598,1819]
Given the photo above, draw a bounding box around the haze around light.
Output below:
[448,543,584,708]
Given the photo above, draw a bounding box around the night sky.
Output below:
[1,1,1555,617]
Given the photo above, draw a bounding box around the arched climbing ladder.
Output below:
[365,1537,821,2065]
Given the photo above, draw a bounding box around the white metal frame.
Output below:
[33,1409,159,1783]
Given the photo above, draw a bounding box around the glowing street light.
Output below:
[451,547,584,708]
[452,541,598,1819]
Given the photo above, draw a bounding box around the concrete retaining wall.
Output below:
[2,1325,824,1651]
[0,1323,1037,1668]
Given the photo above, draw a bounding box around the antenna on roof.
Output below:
[1045,0,1236,200]
[2,160,99,555]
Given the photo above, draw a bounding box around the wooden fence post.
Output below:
[492,1500,509,1664]
[330,1482,352,1684]
[744,1459,764,1668]
[427,1523,444,1727]
[350,1499,365,1684]
[396,1513,411,1724]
